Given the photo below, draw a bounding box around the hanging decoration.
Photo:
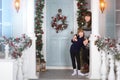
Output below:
[51,9,68,33]
[14,0,20,12]
[35,0,45,61]
[76,0,88,28]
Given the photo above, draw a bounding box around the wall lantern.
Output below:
[40,60,46,72]
[14,0,20,12]
[100,0,106,13]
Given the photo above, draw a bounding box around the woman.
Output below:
[81,11,91,74]
[83,11,92,38]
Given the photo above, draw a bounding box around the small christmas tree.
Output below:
[76,0,88,28]
[35,0,45,62]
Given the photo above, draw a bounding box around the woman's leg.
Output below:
[82,48,89,74]
[86,48,89,65]
[82,47,87,64]
[76,52,85,76]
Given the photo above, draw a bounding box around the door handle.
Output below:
[70,31,73,34]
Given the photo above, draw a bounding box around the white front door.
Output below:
[46,0,75,68]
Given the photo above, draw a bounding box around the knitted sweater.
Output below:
[70,35,84,53]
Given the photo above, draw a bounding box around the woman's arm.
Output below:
[83,39,89,46]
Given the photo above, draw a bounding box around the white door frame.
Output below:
[42,0,101,79]
[42,0,78,69]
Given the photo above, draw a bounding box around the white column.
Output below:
[43,0,47,61]
[91,0,99,35]
[26,0,37,79]
[89,0,101,79]
[73,0,78,33]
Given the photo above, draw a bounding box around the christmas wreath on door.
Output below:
[51,9,68,33]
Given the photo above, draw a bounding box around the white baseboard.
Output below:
[46,66,72,70]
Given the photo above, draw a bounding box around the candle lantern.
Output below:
[36,58,40,72]
[40,60,46,72]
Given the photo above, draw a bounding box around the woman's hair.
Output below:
[85,11,91,28]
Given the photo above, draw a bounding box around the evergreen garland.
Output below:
[76,0,88,28]
[35,0,44,61]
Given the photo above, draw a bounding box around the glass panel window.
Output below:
[0,11,2,23]
[116,25,120,39]
[0,0,2,9]
[116,11,120,24]
[0,0,2,37]
[0,24,2,36]
[116,0,120,10]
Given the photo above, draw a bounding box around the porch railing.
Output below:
[100,46,120,80]
[0,44,31,80]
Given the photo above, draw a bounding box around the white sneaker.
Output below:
[78,70,85,76]
[72,71,77,76]
[71,69,77,76]
[84,72,89,76]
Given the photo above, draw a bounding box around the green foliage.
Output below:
[76,0,88,28]
[35,0,44,60]
[115,54,120,61]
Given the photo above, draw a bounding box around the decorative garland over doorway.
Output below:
[35,0,44,61]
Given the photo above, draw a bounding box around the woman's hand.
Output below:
[83,39,89,46]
